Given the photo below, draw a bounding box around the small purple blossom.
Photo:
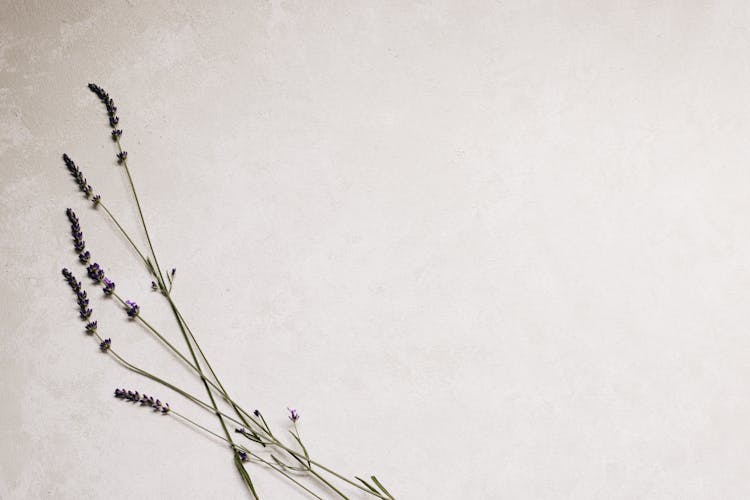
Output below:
[116,151,127,163]
[288,408,299,423]
[125,300,139,318]
[102,278,115,296]
[238,450,249,462]
[92,194,101,206]
[85,321,97,334]
[78,251,91,263]
[111,129,122,140]
[253,409,260,417]
[87,263,105,282]
[99,338,111,351]
[79,308,93,320]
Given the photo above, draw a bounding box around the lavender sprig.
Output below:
[62,268,94,322]
[60,84,396,500]
[62,154,95,199]
[66,208,86,253]
[114,388,170,413]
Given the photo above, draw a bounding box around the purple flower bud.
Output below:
[111,129,122,140]
[99,338,111,351]
[116,151,127,163]
[253,409,260,417]
[103,278,115,296]
[238,450,248,462]
[79,251,91,263]
[92,194,101,206]
[79,308,93,320]
[85,321,97,334]
[87,263,105,282]
[125,300,139,318]
[287,408,299,423]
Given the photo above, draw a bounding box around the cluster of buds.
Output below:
[99,338,112,351]
[114,388,170,414]
[87,263,105,283]
[85,321,97,334]
[237,450,249,462]
[66,208,86,253]
[88,83,119,127]
[102,278,116,296]
[288,408,300,423]
[62,268,93,320]
[88,83,127,161]
[125,300,140,318]
[62,154,95,200]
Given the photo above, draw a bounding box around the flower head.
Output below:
[78,251,91,264]
[125,300,139,318]
[63,155,96,199]
[87,263,105,282]
[85,321,97,334]
[102,278,115,296]
[238,450,249,462]
[287,408,300,423]
[99,338,111,351]
[114,389,170,413]
[116,151,127,163]
[66,208,86,253]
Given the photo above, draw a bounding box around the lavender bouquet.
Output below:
[60,84,394,500]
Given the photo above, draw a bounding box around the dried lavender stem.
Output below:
[110,137,254,498]
[84,298,388,499]
[168,410,325,500]
[98,201,150,268]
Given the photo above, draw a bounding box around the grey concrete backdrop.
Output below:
[3,1,750,498]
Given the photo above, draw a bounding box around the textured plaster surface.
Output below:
[3,1,750,499]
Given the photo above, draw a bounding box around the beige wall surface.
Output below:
[3,1,750,498]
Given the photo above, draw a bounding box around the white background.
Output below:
[3,1,750,498]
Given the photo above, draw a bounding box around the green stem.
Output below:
[115,139,255,499]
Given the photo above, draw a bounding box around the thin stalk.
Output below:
[115,140,254,499]
[98,201,150,269]
[170,410,325,500]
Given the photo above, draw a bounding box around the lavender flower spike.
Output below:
[88,83,122,132]
[114,389,169,413]
[125,300,140,318]
[62,155,96,199]
[66,208,86,253]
